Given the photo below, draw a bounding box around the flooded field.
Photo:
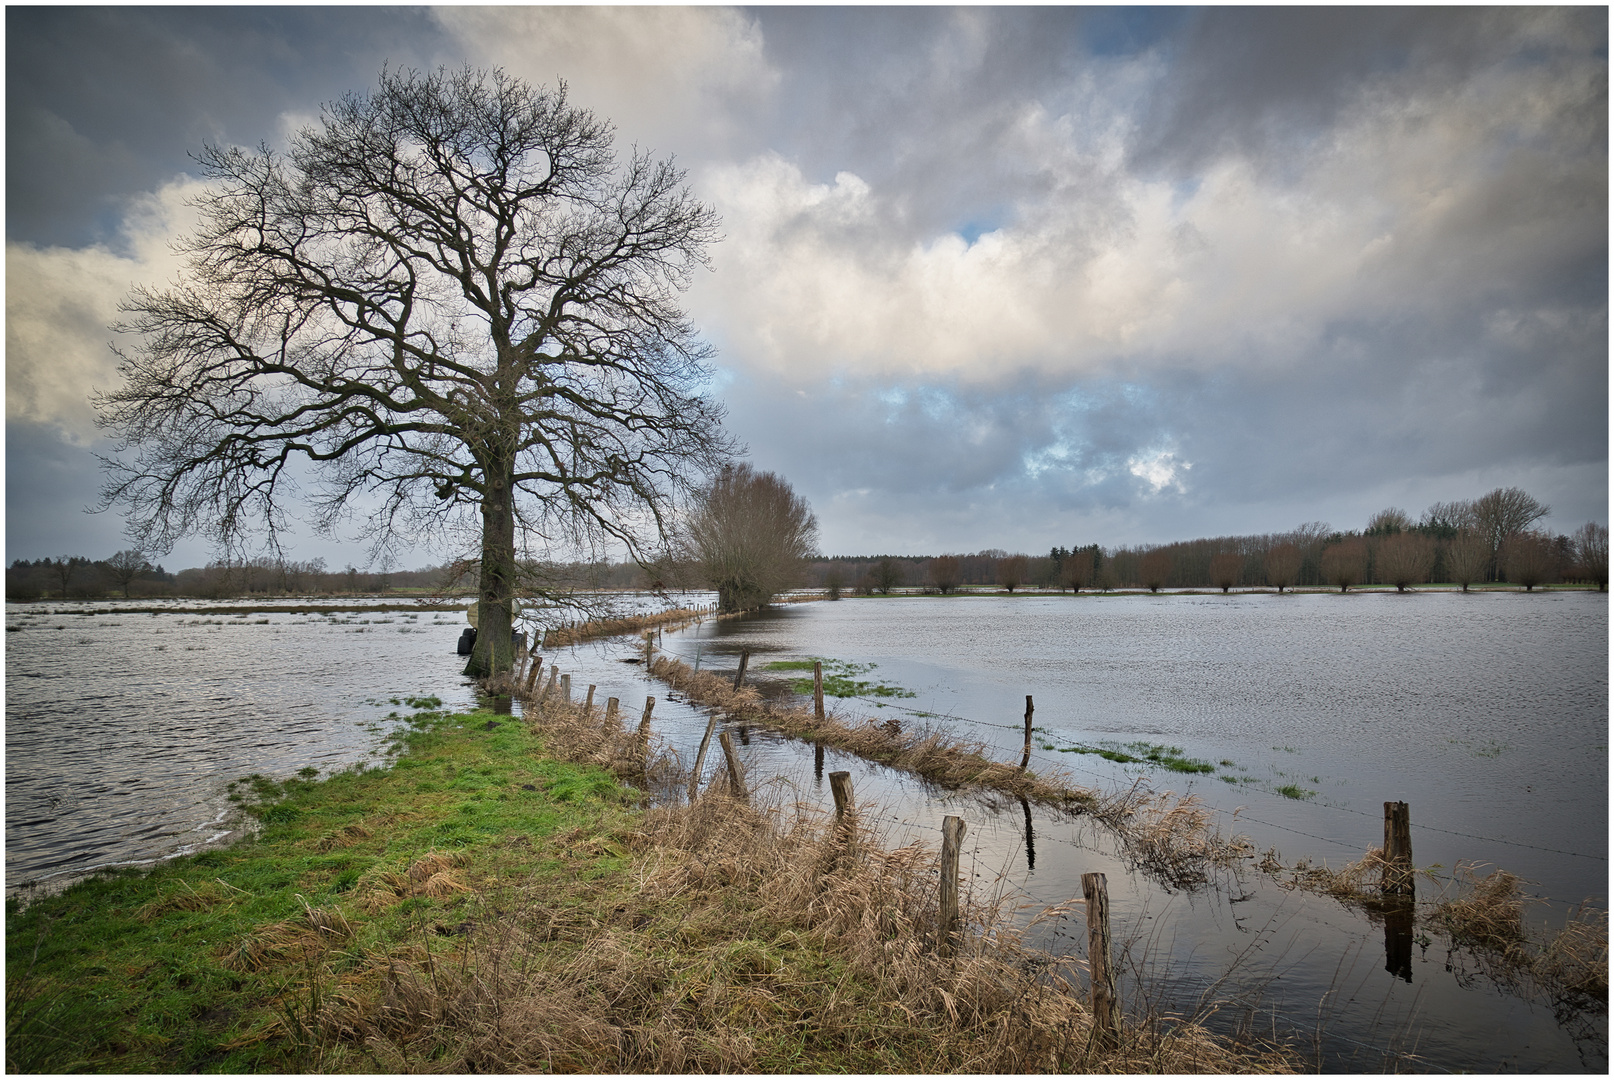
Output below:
[5,589,1607,1071]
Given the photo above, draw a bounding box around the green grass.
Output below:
[5,704,634,1073]
[1043,738,1217,774]
[1274,783,1316,800]
[762,657,916,699]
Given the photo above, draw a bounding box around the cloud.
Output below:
[6,178,203,439]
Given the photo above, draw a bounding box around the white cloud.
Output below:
[5,178,202,440]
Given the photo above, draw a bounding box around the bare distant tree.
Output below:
[1572,522,1609,590]
[927,555,961,595]
[1374,533,1435,592]
[1469,487,1551,578]
[1139,550,1172,593]
[95,68,733,679]
[1365,507,1413,535]
[685,464,818,613]
[1208,552,1242,593]
[996,554,1029,593]
[1444,531,1489,591]
[1060,554,1091,593]
[1320,538,1367,592]
[104,548,153,598]
[1500,530,1559,591]
[1422,500,1474,536]
[870,557,904,595]
[823,566,846,600]
[1265,543,1302,592]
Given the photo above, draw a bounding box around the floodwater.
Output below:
[5,589,1607,1071]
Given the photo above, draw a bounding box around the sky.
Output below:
[6,6,1608,568]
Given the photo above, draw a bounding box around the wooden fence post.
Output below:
[644,631,654,666]
[939,816,967,957]
[733,648,750,690]
[1382,801,1413,896]
[542,667,558,702]
[1019,695,1035,770]
[584,684,596,717]
[688,711,720,802]
[606,697,620,725]
[717,730,749,802]
[813,661,825,721]
[560,674,571,706]
[524,655,544,696]
[1082,871,1121,1048]
[829,770,854,821]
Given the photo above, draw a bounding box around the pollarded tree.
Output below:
[685,464,817,613]
[1139,550,1172,593]
[1060,553,1091,592]
[95,68,734,678]
[996,554,1029,593]
[1265,543,1301,592]
[870,557,904,595]
[1208,552,1242,593]
[1320,538,1367,592]
[1374,533,1434,592]
[1444,530,1489,591]
[1572,522,1609,590]
[1500,530,1558,592]
[927,555,961,595]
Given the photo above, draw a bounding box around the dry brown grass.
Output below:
[314,822,373,852]
[647,654,1096,810]
[1262,845,1396,904]
[1092,782,1253,890]
[1432,862,1528,956]
[288,793,1297,1073]
[542,606,710,649]
[135,880,230,922]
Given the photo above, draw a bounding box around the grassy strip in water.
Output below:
[762,657,917,699]
[1038,737,1218,775]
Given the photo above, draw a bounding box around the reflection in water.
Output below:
[1384,902,1415,982]
[813,741,824,783]
[1020,796,1035,871]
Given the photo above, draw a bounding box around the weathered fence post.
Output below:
[688,711,720,802]
[644,631,654,667]
[524,655,543,696]
[733,648,750,690]
[1019,694,1035,770]
[939,815,967,957]
[584,684,596,717]
[717,730,749,802]
[542,667,558,702]
[813,660,825,721]
[606,697,620,725]
[559,673,571,706]
[829,770,854,822]
[1082,871,1121,1048]
[1382,801,1413,896]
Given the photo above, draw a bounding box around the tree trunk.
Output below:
[465,471,516,679]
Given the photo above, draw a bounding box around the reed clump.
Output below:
[648,654,1096,810]
[1091,782,1253,889]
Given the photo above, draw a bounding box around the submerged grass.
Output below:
[762,657,917,699]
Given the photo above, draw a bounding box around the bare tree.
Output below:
[1060,554,1091,593]
[95,68,733,677]
[1572,522,1609,591]
[1265,543,1301,592]
[1139,550,1172,593]
[1365,507,1413,535]
[685,464,817,613]
[996,554,1029,593]
[823,566,846,600]
[1444,531,1489,591]
[927,555,961,595]
[1501,530,1559,591]
[1469,487,1551,579]
[1320,538,1367,592]
[1208,552,1241,593]
[1374,533,1434,592]
[870,557,904,595]
[104,548,152,598]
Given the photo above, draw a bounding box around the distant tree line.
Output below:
[803,488,1607,595]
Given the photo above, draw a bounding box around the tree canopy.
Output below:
[96,67,735,675]
[684,464,817,613]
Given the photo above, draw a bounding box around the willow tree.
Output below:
[96,67,733,677]
[684,464,817,613]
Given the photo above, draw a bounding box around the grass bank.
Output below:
[7,691,1299,1074]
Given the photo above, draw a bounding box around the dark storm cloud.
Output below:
[6,6,451,248]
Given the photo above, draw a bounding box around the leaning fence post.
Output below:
[1382,801,1413,896]
[939,816,967,957]
[524,655,544,696]
[1082,871,1121,1048]
[1019,694,1035,770]
[688,711,720,802]
[813,660,825,721]
[733,648,750,690]
[717,730,749,802]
